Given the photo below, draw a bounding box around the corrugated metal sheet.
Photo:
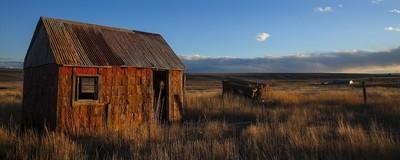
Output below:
[25,17,184,69]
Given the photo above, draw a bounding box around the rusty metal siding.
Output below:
[25,17,184,70]
[68,24,125,66]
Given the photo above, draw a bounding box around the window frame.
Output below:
[72,74,101,104]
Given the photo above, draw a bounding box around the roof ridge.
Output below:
[40,16,161,36]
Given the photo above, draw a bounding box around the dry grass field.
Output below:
[0,70,399,159]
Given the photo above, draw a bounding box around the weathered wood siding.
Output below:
[23,17,185,134]
[24,23,55,68]
[169,70,184,122]
[22,64,59,130]
[57,66,154,134]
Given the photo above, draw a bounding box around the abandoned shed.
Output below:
[222,79,269,102]
[23,17,185,134]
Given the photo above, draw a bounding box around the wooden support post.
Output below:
[221,80,225,120]
[362,81,367,105]
[222,80,227,97]
[222,92,225,120]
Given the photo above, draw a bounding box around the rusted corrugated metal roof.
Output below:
[25,17,184,69]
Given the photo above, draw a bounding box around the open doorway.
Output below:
[153,70,169,123]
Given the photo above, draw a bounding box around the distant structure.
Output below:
[321,80,354,85]
[23,17,185,134]
[222,79,269,102]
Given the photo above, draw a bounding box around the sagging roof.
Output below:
[24,17,184,69]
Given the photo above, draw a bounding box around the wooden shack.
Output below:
[23,17,185,134]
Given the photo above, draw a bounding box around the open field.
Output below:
[0,70,399,159]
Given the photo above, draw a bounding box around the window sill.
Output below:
[72,100,104,106]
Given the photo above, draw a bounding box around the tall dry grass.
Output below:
[0,83,399,159]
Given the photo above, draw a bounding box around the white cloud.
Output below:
[338,4,343,8]
[389,9,400,14]
[371,0,384,4]
[256,32,271,42]
[385,26,400,32]
[315,6,334,12]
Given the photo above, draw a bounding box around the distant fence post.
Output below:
[362,81,367,105]
[222,80,226,119]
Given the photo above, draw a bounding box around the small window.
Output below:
[75,76,98,100]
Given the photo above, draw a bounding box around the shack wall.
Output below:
[169,70,184,122]
[57,66,154,134]
[22,64,59,130]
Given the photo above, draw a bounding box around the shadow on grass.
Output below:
[72,135,134,159]
[183,107,258,124]
[0,102,21,127]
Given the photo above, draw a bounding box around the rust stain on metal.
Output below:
[25,17,184,70]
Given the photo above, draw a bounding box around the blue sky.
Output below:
[0,0,400,60]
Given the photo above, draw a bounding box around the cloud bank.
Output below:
[0,58,23,69]
[180,47,400,73]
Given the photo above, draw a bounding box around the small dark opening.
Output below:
[153,70,168,123]
[76,76,98,100]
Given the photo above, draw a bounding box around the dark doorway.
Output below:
[153,70,169,123]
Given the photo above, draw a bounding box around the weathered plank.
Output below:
[222,79,269,101]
